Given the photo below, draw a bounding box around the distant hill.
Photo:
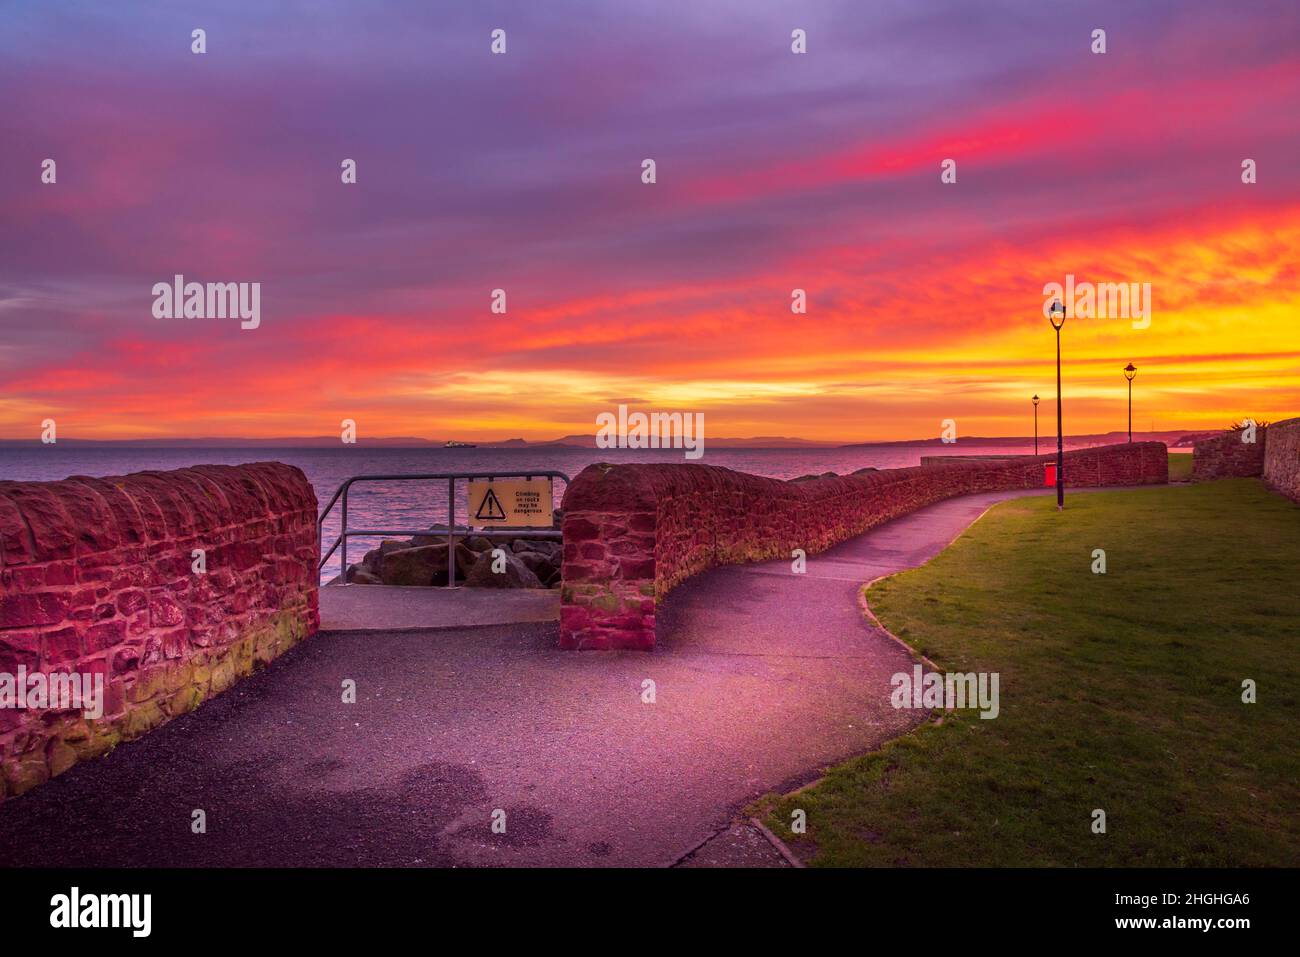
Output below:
[0,436,442,448]
[523,434,839,449]
[0,434,841,449]
[0,429,1218,449]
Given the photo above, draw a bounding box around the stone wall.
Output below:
[0,463,319,800]
[560,442,1168,650]
[1191,427,1266,480]
[1262,417,1300,503]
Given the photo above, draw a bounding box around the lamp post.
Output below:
[1123,363,1137,443]
[1048,299,1066,509]
[1032,394,1040,455]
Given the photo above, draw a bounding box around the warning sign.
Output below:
[475,487,507,521]
[467,478,554,528]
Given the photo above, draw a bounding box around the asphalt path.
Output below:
[0,488,1056,867]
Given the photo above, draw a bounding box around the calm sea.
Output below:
[0,443,1065,582]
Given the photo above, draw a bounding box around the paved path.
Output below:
[320,583,559,632]
[0,488,1057,868]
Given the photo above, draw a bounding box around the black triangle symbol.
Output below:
[476,487,507,521]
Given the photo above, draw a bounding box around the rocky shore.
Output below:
[344,505,564,591]
[346,531,561,589]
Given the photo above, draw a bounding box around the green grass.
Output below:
[763,479,1300,866]
[1168,451,1193,481]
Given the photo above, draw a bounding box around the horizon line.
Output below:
[0,427,1228,449]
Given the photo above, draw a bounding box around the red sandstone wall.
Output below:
[1262,417,1300,503]
[0,462,318,800]
[1191,427,1266,480]
[560,442,1168,650]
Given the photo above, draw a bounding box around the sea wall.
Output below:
[0,463,318,800]
[1262,417,1300,503]
[560,441,1168,650]
[1191,426,1267,480]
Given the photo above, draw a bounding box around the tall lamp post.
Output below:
[1032,394,1040,455]
[1123,363,1137,443]
[1048,299,1066,509]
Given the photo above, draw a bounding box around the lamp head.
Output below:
[1048,298,1066,330]
[1124,362,1137,381]
[1032,394,1040,406]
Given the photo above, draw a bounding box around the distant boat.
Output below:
[444,440,477,448]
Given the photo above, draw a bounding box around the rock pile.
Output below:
[791,466,877,482]
[345,533,562,589]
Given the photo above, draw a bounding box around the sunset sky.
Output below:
[2,0,1298,442]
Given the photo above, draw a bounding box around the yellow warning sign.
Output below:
[467,478,554,528]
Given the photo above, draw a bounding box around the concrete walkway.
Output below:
[320,583,559,632]
[0,488,1058,868]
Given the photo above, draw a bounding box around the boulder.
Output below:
[378,545,446,586]
[378,542,476,586]
[511,538,560,557]
[346,565,382,585]
[450,542,478,580]
[465,536,494,552]
[515,550,557,581]
[361,538,411,572]
[464,550,543,589]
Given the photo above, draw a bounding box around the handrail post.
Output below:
[341,485,349,582]
[447,477,456,588]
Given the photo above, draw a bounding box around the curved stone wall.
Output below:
[560,442,1168,650]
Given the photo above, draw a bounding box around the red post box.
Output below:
[1043,463,1057,487]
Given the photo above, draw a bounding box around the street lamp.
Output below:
[1048,298,1066,509]
[1032,394,1040,455]
[1123,362,1138,443]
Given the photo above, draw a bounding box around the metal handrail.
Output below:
[317,471,570,585]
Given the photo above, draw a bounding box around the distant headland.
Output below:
[0,430,1215,449]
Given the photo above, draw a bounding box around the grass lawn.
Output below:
[763,479,1300,866]
[1168,450,1193,480]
